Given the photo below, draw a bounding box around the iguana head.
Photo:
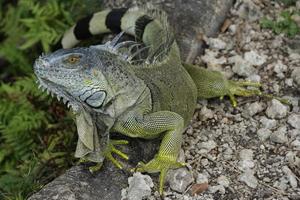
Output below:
[34,45,147,116]
[34,47,112,113]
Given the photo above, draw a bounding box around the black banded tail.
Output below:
[60,7,176,63]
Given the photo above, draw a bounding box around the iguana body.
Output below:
[34,7,262,194]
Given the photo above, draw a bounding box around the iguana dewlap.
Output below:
[34,7,262,194]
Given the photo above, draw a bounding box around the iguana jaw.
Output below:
[36,76,80,112]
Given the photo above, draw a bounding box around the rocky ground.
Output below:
[121,1,300,199]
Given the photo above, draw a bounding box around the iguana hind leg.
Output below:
[183,63,290,106]
[183,63,264,107]
[113,111,186,194]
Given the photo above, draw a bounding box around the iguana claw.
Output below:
[104,139,129,169]
[226,80,290,107]
[226,80,262,107]
[84,139,129,172]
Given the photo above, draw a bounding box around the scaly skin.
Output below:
[34,6,270,195]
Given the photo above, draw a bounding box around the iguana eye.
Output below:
[67,55,81,64]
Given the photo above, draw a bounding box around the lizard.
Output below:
[33,6,272,195]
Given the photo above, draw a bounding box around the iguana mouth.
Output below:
[36,77,80,112]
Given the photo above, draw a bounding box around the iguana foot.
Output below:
[104,139,129,169]
[223,80,262,107]
[135,155,186,195]
[225,80,290,106]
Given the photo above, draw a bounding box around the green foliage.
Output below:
[0,0,103,199]
[260,10,300,37]
[0,76,77,199]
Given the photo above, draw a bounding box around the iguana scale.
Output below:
[34,7,264,194]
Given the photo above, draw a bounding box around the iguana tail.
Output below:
[60,7,175,62]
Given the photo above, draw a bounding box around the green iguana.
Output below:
[34,6,268,194]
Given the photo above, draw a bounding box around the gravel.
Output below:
[128,0,300,199]
[161,0,299,199]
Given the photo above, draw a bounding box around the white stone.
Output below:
[270,126,288,144]
[198,140,217,153]
[246,102,264,116]
[274,61,287,79]
[291,67,300,87]
[257,128,272,141]
[291,139,300,150]
[201,49,227,68]
[266,99,288,119]
[167,168,193,193]
[287,114,300,129]
[229,55,256,77]
[206,37,227,50]
[124,172,153,200]
[239,170,258,189]
[244,51,267,66]
[196,173,209,184]
[282,166,298,189]
[208,185,226,194]
[217,175,230,187]
[260,116,277,130]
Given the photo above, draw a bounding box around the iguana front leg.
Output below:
[113,111,186,194]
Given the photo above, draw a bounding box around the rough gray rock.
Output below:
[287,113,300,130]
[260,116,277,130]
[234,0,263,22]
[291,67,300,87]
[230,55,256,77]
[270,126,288,144]
[122,172,154,200]
[244,50,267,66]
[29,138,159,200]
[246,102,264,116]
[166,168,194,193]
[257,128,272,141]
[266,99,288,119]
[239,169,258,189]
[282,166,298,189]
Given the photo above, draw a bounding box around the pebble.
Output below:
[196,173,209,184]
[257,128,272,141]
[197,140,217,154]
[244,50,267,66]
[273,61,287,79]
[246,102,264,116]
[167,168,194,193]
[265,99,288,119]
[282,166,298,188]
[239,169,258,189]
[236,0,263,22]
[291,139,300,150]
[208,185,225,194]
[291,67,300,87]
[230,55,256,77]
[239,149,255,170]
[206,37,227,50]
[201,49,227,68]
[199,106,214,121]
[122,172,153,200]
[260,116,277,130]
[270,126,288,144]
[217,175,230,187]
[287,113,300,129]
